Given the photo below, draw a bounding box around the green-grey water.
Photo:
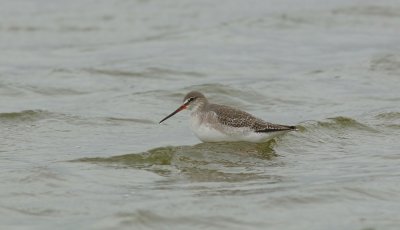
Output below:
[1,0,400,229]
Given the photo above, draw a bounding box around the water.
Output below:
[1,0,400,229]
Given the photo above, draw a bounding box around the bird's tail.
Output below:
[284,125,298,131]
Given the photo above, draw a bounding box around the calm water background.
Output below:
[1,0,400,229]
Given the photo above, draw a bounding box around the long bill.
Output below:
[159,103,188,124]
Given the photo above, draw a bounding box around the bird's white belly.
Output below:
[191,122,230,142]
[189,115,281,143]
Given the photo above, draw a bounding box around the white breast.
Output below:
[189,113,228,142]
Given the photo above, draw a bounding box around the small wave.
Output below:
[375,112,400,121]
[1,205,61,217]
[103,117,155,125]
[0,110,53,122]
[0,110,95,126]
[83,67,204,78]
[71,140,278,182]
[23,86,88,96]
[184,83,259,96]
[370,54,400,74]
[0,110,153,127]
[4,26,43,32]
[300,116,378,133]
[290,116,380,147]
[58,26,100,32]
[332,5,400,18]
[111,210,260,229]
[0,110,86,125]
[68,115,156,127]
[181,83,271,106]
[131,83,266,108]
[373,112,400,130]
[75,146,176,167]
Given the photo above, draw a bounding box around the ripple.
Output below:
[70,140,278,182]
[58,26,100,32]
[0,205,61,217]
[375,112,400,121]
[3,26,43,32]
[332,5,400,18]
[0,110,153,127]
[284,116,381,150]
[103,117,155,125]
[370,54,400,74]
[110,210,260,229]
[174,83,271,107]
[186,83,260,97]
[22,86,88,96]
[300,116,378,133]
[374,112,400,130]
[0,110,53,122]
[83,67,204,78]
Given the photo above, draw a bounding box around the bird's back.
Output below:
[206,103,295,132]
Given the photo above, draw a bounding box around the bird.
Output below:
[159,91,296,143]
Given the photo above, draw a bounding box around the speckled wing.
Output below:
[208,104,296,133]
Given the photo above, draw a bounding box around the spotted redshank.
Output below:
[159,91,296,142]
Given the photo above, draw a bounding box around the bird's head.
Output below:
[159,91,206,124]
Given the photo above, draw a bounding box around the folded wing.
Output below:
[207,104,296,133]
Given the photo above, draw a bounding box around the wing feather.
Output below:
[207,104,295,133]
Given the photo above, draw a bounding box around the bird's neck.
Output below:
[190,99,208,115]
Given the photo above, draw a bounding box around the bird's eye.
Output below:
[188,97,195,102]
